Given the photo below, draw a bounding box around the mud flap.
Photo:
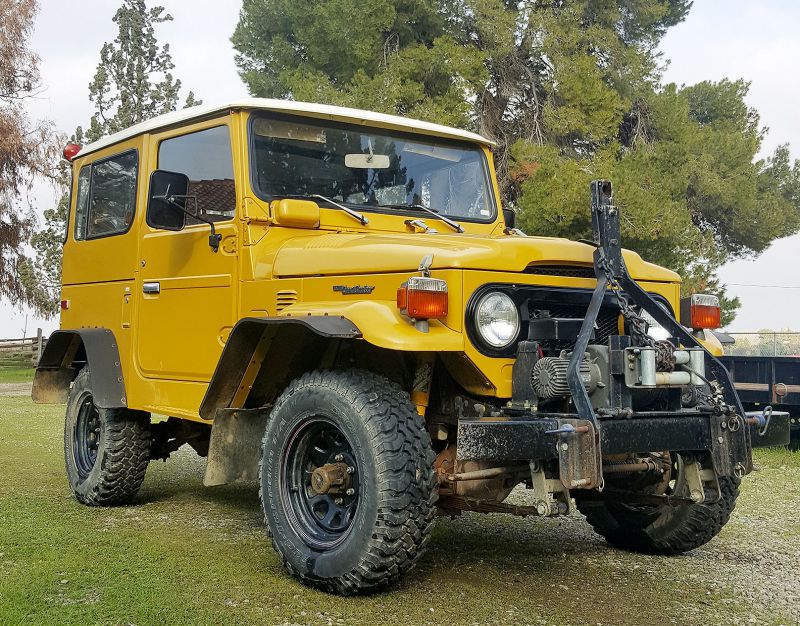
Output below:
[203,408,271,487]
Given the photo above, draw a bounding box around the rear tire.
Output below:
[577,457,739,555]
[260,369,437,595]
[64,367,151,506]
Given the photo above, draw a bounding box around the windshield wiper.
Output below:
[275,193,369,226]
[381,203,464,233]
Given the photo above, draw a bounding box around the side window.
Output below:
[74,150,138,240]
[158,125,236,223]
[73,166,91,241]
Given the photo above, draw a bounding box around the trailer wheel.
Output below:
[260,369,437,595]
[577,455,739,555]
[64,367,151,506]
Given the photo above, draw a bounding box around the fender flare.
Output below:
[199,316,362,420]
[32,328,127,408]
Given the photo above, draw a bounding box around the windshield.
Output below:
[249,114,495,222]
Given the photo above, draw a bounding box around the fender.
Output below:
[199,315,362,420]
[277,300,464,352]
[199,305,465,420]
[32,328,127,408]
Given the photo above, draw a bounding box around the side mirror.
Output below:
[503,207,516,229]
[148,170,189,231]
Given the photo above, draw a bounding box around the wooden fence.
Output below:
[0,329,46,368]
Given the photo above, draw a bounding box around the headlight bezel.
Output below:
[473,291,521,350]
[465,285,525,357]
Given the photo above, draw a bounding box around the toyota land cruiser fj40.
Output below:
[33,99,789,595]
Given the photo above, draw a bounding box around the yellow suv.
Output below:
[33,99,787,595]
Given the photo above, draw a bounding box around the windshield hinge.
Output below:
[405,219,438,234]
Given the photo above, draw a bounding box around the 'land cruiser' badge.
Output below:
[333,285,375,295]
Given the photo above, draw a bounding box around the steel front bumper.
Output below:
[457,410,790,481]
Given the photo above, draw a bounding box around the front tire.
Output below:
[577,454,739,555]
[260,369,437,595]
[64,367,151,506]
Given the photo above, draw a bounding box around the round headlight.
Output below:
[641,301,673,342]
[475,292,520,348]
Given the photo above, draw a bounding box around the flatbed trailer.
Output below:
[719,355,800,449]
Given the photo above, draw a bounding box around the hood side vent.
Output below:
[275,290,299,312]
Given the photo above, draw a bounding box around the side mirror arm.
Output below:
[152,190,222,252]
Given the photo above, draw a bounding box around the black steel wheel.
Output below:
[282,418,360,549]
[260,369,437,595]
[73,394,102,479]
[64,367,152,506]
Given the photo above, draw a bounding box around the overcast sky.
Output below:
[1,0,798,338]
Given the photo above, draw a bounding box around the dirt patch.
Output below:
[0,382,33,397]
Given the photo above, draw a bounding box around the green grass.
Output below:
[0,367,34,384]
[0,392,798,625]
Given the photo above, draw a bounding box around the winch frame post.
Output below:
[565,181,753,476]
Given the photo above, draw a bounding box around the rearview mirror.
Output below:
[345,153,390,169]
[147,170,189,231]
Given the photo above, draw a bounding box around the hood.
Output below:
[272,232,680,283]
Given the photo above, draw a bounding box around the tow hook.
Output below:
[745,405,773,436]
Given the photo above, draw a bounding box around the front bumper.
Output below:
[457,409,789,482]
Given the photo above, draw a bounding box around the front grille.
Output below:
[529,300,620,349]
[525,264,596,279]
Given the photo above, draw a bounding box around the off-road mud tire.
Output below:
[260,369,438,595]
[64,367,151,506]
[577,475,739,555]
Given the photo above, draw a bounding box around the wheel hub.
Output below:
[310,462,351,495]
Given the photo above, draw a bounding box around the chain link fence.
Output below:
[724,332,800,357]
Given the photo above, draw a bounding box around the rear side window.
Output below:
[73,166,91,240]
[158,125,236,223]
[74,150,139,240]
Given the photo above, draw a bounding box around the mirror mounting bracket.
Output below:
[153,185,222,252]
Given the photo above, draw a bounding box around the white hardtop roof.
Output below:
[76,98,495,158]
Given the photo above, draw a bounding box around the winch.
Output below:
[532,354,601,398]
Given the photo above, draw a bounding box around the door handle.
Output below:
[143,282,160,294]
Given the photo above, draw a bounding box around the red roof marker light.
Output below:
[63,143,82,161]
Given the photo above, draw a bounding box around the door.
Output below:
[136,121,239,382]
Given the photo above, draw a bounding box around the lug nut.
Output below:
[334,454,344,462]
[334,497,343,504]
[346,466,354,474]
[345,488,355,496]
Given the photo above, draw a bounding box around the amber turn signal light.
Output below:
[681,294,721,330]
[397,277,448,319]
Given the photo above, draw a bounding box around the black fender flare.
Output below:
[199,316,362,420]
[32,328,127,408]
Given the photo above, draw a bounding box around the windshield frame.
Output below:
[246,111,498,224]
